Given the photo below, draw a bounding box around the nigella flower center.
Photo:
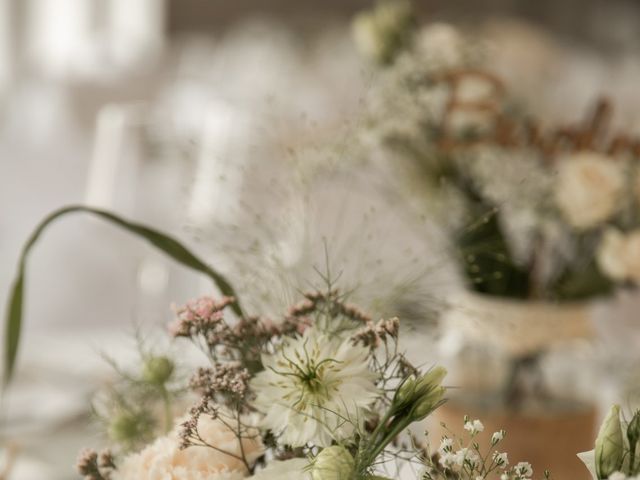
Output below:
[275,352,343,408]
[292,371,337,410]
[296,359,334,395]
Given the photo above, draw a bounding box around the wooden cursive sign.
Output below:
[437,69,640,159]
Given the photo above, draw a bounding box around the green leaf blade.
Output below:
[2,205,242,390]
[4,272,24,386]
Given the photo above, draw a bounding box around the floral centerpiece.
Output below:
[73,284,562,480]
[350,0,640,477]
[354,0,640,303]
[74,286,451,479]
[0,205,629,480]
[0,206,552,480]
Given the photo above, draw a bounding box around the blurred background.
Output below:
[2,0,640,478]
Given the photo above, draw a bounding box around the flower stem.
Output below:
[160,386,172,433]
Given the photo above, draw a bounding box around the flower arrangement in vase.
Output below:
[351,1,640,477]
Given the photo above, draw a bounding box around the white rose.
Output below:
[597,228,640,284]
[113,414,264,480]
[415,23,465,69]
[554,152,624,229]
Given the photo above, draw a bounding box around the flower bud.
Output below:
[108,411,152,446]
[627,410,640,455]
[411,386,446,421]
[595,404,624,479]
[415,366,447,394]
[394,375,418,407]
[142,356,174,386]
[311,446,355,480]
[393,367,447,422]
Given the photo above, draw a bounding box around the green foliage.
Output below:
[3,205,243,390]
[455,188,530,299]
[553,259,613,301]
[456,187,614,301]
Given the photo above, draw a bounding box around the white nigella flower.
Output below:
[464,419,484,435]
[250,327,378,447]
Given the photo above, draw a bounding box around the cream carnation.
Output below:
[597,228,640,284]
[113,414,264,480]
[250,327,378,447]
[554,152,624,229]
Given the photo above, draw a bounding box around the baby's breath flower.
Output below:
[492,430,505,444]
[513,461,533,479]
[464,419,485,435]
[439,437,453,453]
[493,451,509,468]
[425,421,533,480]
[438,452,457,469]
[453,448,479,468]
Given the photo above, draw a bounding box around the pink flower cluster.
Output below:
[168,296,235,338]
